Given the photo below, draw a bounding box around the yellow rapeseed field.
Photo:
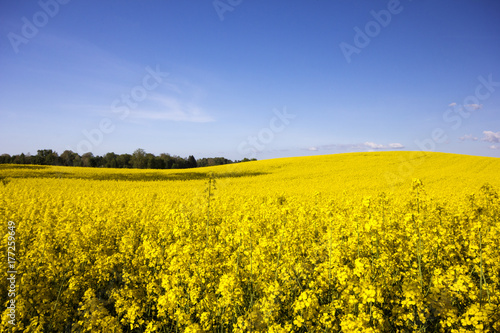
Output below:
[1,151,499,332]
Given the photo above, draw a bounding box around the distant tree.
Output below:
[165,155,184,169]
[171,156,187,169]
[131,149,147,169]
[144,154,166,169]
[116,154,132,168]
[25,153,33,164]
[145,153,156,169]
[81,152,94,167]
[196,157,235,167]
[60,150,78,166]
[104,152,118,168]
[187,155,197,168]
[13,153,27,164]
[73,155,82,167]
[32,154,42,165]
[154,156,166,169]
[34,149,59,165]
[0,149,239,169]
[160,153,174,169]
[213,157,231,165]
[93,155,104,167]
[176,156,188,169]
[0,154,11,164]
[196,158,208,167]
[240,158,257,162]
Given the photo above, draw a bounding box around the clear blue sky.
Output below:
[1,0,499,160]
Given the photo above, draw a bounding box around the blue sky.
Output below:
[1,0,499,160]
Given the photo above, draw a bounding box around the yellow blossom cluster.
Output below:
[1,151,499,332]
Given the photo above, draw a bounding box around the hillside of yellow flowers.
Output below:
[1,151,499,332]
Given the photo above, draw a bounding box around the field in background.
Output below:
[1,151,499,332]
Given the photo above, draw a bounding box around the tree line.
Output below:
[0,149,256,169]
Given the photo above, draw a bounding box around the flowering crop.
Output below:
[1,152,499,332]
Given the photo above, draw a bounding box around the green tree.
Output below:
[0,154,11,164]
[131,148,147,169]
[13,153,27,164]
[160,153,174,169]
[187,155,197,168]
[116,154,132,168]
[36,149,58,165]
[60,150,78,166]
[104,152,118,168]
[73,155,82,167]
[81,152,94,167]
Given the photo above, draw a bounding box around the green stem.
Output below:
[356,217,360,259]
[479,226,483,307]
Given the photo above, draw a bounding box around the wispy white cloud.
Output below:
[482,131,500,143]
[60,91,214,123]
[459,134,478,141]
[448,103,482,112]
[23,33,216,125]
[364,142,384,149]
[364,142,404,149]
[128,94,214,123]
[464,104,483,110]
[489,145,500,150]
[305,141,404,152]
